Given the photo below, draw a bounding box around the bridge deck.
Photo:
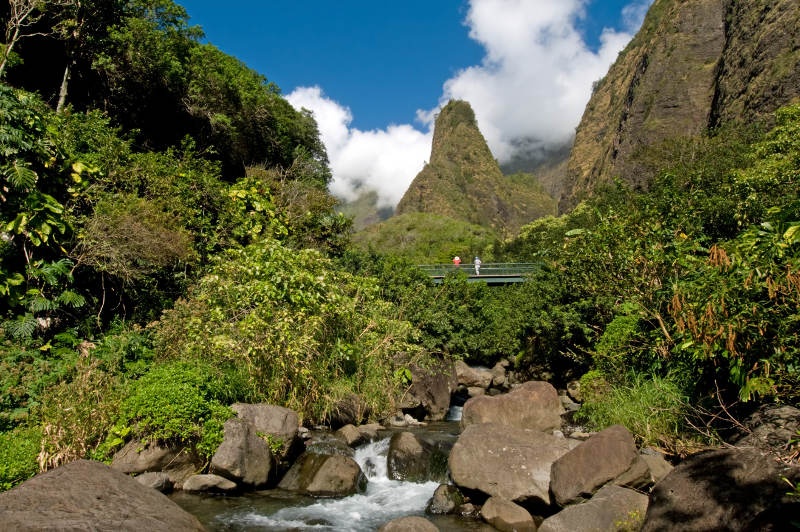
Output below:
[417,263,540,284]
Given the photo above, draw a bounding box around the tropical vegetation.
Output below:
[1,0,798,490]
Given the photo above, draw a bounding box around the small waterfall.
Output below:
[218,437,439,531]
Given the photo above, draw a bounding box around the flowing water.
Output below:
[171,415,481,531]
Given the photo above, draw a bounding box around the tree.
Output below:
[1,0,46,77]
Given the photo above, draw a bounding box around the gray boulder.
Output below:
[449,422,571,505]
[455,360,494,389]
[461,380,564,432]
[426,484,465,515]
[399,360,458,421]
[336,424,365,447]
[111,440,203,489]
[134,471,173,493]
[379,515,439,531]
[231,403,300,461]
[182,473,238,493]
[539,484,649,532]
[642,447,800,531]
[480,496,537,532]
[0,459,204,531]
[550,424,639,506]
[387,431,448,483]
[278,452,367,497]
[210,417,272,487]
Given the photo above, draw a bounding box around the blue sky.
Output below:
[179,0,654,207]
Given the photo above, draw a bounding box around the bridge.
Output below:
[417,263,541,285]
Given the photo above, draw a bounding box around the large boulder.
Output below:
[0,459,204,531]
[399,360,458,421]
[111,440,203,489]
[426,484,465,515]
[480,496,537,532]
[182,473,238,493]
[449,422,572,505]
[461,380,564,432]
[642,448,800,531]
[231,403,300,464]
[550,424,639,506]
[210,417,272,487]
[379,515,439,531]
[278,452,367,497]
[454,360,494,389]
[539,484,649,532]
[387,431,448,483]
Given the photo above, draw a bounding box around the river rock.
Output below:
[539,484,649,532]
[210,417,272,487]
[0,459,204,531]
[455,360,494,389]
[399,360,458,421]
[461,380,564,432]
[387,431,448,483]
[379,515,439,531]
[550,424,639,506]
[326,393,370,427]
[134,471,173,492]
[336,424,364,447]
[426,484,465,515]
[278,452,367,497]
[449,422,572,505]
[111,440,203,489]
[480,496,537,532]
[232,403,300,461]
[182,473,238,493]
[642,447,800,531]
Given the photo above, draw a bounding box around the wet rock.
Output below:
[278,452,367,497]
[426,484,465,515]
[388,432,448,483]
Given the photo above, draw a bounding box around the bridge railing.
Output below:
[417,263,541,278]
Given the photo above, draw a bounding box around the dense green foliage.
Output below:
[1,0,799,491]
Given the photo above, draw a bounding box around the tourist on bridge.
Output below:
[452,256,461,267]
[473,256,482,275]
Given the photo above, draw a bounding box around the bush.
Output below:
[576,371,689,449]
[0,425,42,491]
[108,360,235,458]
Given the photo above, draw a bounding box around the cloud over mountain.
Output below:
[287,0,653,208]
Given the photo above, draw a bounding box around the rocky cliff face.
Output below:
[396,100,555,236]
[560,0,800,212]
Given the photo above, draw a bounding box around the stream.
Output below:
[170,409,494,531]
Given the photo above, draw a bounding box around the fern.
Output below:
[57,290,86,309]
[1,161,37,190]
[3,314,37,339]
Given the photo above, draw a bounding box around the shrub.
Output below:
[109,360,235,458]
[576,371,689,449]
[0,425,42,491]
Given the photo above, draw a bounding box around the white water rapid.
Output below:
[219,437,440,531]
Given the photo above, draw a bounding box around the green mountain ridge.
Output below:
[394,100,557,239]
[560,0,800,211]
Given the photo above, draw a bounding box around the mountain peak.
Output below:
[396,100,555,236]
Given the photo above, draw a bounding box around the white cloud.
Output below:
[287,0,653,209]
[286,86,431,208]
